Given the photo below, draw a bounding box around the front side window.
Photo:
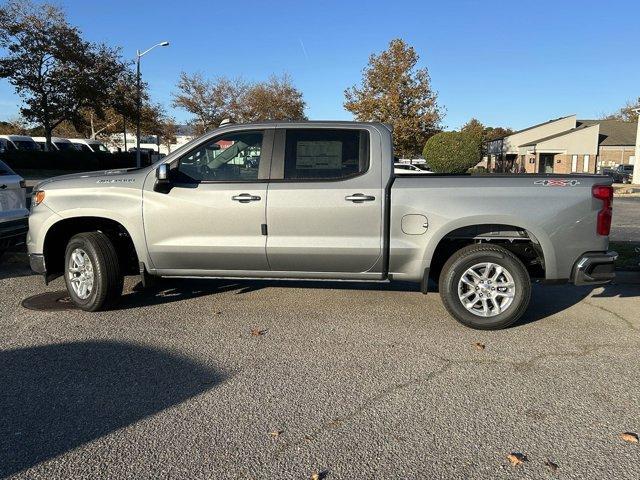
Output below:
[283,129,369,180]
[176,131,263,182]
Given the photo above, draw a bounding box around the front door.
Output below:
[143,129,272,273]
[266,128,383,276]
[538,154,555,173]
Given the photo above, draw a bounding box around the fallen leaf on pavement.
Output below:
[251,328,267,336]
[545,460,559,472]
[310,471,328,480]
[621,432,639,443]
[474,342,486,351]
[269,430,283,437]
[507,452,528,466]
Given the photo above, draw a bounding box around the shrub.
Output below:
[0,150,151,172]
[422,131,482,174]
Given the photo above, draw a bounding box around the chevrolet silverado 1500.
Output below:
[27,122,617,329]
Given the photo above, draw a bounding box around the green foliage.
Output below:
[423,131,482,174]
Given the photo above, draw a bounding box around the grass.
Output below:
[610,241,640,271]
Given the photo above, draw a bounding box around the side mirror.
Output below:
[154,164,171,193]
[156,164,169,182]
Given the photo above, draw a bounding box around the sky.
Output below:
[0,0,639,131]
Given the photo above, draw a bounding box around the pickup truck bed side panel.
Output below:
[389,175,610,282]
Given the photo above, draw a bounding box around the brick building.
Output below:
[485,115,637,174]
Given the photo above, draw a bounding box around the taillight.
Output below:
[592,185,613,236]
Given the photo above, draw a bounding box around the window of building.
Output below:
[176,131,263,182]
[583,154,590,173]
[284,129,369,180]
[571,154,578,172]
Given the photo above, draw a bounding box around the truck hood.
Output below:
[35,168,147,191]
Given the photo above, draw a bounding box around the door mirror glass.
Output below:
[156,163,169,182]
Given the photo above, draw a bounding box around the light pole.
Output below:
[136,41,169,167]
[633,108,640,185]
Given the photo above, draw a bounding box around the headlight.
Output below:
[33,190,45,206]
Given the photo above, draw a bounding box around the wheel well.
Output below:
[429,224,545,282]
[43,217,139,280]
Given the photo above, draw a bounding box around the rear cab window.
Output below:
[283,129,369,180]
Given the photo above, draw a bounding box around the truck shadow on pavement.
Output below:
[114,278,636,328]
[0,340,226,478]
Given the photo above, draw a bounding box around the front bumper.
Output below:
[572,251,617,286]
[0,217,28,249]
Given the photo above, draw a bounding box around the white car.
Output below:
[0,135,39,151]
[32,136,77,151]
[0,159,28,259]
[69,138,110,153]
[394,163,432,174]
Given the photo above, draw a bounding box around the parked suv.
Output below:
[0,160,28,259]
[611,164,634,184]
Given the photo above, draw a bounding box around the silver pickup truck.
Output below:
[27,121,616,329]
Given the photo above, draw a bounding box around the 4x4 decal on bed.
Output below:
[534,179,581,187]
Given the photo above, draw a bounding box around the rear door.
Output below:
[265,126,384,277]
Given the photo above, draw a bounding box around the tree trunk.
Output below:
[44,125,53,152]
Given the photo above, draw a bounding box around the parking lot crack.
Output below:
[582,300,639,332]
[275,361,453,456]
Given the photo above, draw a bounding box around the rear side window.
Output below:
[283,129,369,180]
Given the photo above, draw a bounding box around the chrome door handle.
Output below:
[345,193,376,203]
[232,193,261,203]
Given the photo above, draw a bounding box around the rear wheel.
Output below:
[438,244,531,330]
[64,232,123,311]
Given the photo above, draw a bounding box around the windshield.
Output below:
[14,141,38,150]
[54,142,75,151]
[0,160,15,175]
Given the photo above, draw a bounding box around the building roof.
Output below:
[518,124,595,147]
[577,119,636,146]
[488,115,575,142]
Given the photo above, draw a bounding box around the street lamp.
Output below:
[633,108,640,185]
[136,41,169,167]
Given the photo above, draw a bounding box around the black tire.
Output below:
[64,232,124,311]
[438,244,531,330]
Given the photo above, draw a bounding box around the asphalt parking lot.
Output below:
[1,252,639,479]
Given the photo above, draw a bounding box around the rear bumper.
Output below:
[572,251,617,286]
[0,217,28,248]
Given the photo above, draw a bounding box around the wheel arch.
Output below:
[42,216,141,282]
[422,219,556,283]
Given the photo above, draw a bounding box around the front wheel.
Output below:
[438,244,531,330]
[64,232,124,311]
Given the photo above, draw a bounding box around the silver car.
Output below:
[0,160,28,258]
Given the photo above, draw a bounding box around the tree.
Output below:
[235,74,306,122]
[605,97,640,122]
[159,117,178,153]
[172,73,239,135]
[344,39,443,158]
[173,73,306,133]
[0,0,126,149]
[423,131,482,173]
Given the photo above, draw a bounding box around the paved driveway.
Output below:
[1,256,639,479]
[612,196,640,242]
